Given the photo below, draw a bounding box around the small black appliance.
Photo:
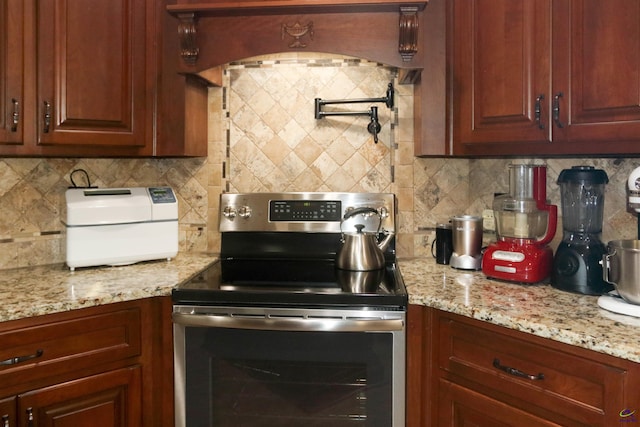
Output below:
[551,166,612,295]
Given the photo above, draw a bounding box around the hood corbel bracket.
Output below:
[177,12,199,65]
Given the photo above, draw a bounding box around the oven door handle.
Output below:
[173,312,404,332]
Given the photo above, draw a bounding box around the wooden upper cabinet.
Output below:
[445,0,640,157]
[552,0,640,146]
[34,0,152,155]
[451,0,551,150]
[0,0,24,148]
[0,0,207,157]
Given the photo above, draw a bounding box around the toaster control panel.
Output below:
[149,187,177,204]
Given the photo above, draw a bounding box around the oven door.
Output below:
[173,305,406,427]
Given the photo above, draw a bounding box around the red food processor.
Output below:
[482,164,558,283]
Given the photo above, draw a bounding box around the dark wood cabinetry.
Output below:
[0,396,16,426]
[19,367,141,427]
[0,0,207,157]
[35,0,152,153]
[407,306,640,426]
[454,0,640,156]
[0,0,24,148]
[0,298,173,427]
[416,0,640,156]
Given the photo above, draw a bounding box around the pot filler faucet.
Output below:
[314,82,394,143]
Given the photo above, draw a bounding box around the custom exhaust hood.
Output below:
[165,0,429,80]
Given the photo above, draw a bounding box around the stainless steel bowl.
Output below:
[603,240,640,305]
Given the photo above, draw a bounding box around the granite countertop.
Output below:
[0,253,217,323]
[1,253,638,365]
[400,257,640,364]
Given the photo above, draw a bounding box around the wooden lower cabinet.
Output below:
[18,367,141,427]
[0,297,173,427]
[407,305,640,426]
[0,396,16,426]
[438,379,560,427]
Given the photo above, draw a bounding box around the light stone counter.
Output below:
[400,257,640,364]
[3,253,638,365]
[0,253,217,323]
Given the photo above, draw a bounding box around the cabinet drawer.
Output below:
[0,306,141,391]
[437,314,627,425]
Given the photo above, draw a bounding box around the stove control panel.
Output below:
[270,200,341,222]
[219,192,396,233]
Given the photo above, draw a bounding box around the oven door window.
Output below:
[183,327,395,426]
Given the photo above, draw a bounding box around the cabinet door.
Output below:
[18,367,141,427]
[552,0,640,147]
[438,380,561,427]
[451,0,551,155]
[0,396,16,427]
[0,0,24,146]
[35,0,151,154]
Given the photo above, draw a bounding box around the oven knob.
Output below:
[238,206,252,218]
[222,206,237,218]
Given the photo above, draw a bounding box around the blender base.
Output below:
[450,252,482,270]
[482,242,553,284]
[551,241,612,295]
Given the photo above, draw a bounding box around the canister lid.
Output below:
[557,165,609,184]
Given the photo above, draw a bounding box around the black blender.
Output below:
[551,166,612,295]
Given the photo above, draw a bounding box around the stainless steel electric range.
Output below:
[173,192,407,427]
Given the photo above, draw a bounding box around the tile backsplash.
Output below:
[1,53,639,270]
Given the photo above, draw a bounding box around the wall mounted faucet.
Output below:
[314,83,394,143]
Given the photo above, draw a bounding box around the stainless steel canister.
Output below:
[450,215,483,270]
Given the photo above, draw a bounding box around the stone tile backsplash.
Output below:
[0,53,638,270]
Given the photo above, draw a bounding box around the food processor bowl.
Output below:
[493,195,550,241]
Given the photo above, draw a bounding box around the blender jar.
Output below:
[558,167,607,235]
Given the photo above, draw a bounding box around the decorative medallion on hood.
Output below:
[166,0,428,72]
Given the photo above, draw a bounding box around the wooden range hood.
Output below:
[161,0,446,157]
[165,0,429,82]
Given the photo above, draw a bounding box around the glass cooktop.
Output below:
[172,258,407,310]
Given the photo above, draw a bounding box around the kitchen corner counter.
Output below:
[400,257,640,364]
[0,253,218,323]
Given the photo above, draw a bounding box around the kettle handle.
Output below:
[343,207,379,220]
[341,207,383,234]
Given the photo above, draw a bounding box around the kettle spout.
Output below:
[378,232,394,253]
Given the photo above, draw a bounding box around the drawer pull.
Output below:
[11,98,19,132]
[0,349,44,366]
[2,414,9,427]
[493,358,544,381]
[534,94,545,129]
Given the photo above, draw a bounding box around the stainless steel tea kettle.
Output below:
[336,207,394,271]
